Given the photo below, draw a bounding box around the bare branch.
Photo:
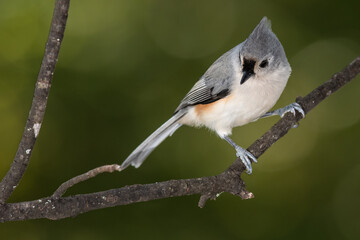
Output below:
[0,56,358,222]
[0,0,70,203]
[52,164,121,199]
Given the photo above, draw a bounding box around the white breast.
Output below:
[180,66,290,138]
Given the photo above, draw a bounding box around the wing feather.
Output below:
[174,44,241,113]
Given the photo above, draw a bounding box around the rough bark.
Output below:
[0,0,70,204]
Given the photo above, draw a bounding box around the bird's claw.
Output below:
[279,102,305,118]
[235,147,257,174]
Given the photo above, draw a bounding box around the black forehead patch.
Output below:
[243,58,256,74]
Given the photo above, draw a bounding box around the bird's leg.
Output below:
[261,102,305,119]
[223,136,257,174]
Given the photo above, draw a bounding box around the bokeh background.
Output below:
[1,0,360,239]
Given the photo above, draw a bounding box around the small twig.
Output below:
[198,195,211,208]
[0,0,70,204]
[52,164,121,199]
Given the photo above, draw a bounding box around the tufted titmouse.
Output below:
[120,17,304,174]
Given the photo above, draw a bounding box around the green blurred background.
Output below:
[1,0,360,239]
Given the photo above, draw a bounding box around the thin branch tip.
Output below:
[198,193,218,208]
[239,190,255,200]
[52,164,122,199]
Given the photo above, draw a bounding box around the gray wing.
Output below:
[174,46,239,113]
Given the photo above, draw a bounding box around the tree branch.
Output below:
[0,56,359,222]
[52,164,121,199]
[0,0,70,204]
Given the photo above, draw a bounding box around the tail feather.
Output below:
[121,111,185,170]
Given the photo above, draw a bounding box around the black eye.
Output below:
[259,60,268,68]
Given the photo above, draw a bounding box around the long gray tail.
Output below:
[120,111,186,170]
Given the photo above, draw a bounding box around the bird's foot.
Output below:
[276,102,305,118]
[235,146,257,175]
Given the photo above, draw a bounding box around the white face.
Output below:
[251,55,275,79]
[239,46,290,85]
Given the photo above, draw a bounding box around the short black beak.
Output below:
[240,70,253,85]
[240,58,256,85]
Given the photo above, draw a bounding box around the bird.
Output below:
[120,17,304,174]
